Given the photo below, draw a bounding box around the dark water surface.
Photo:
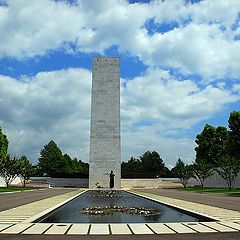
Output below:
[37,190,211,223]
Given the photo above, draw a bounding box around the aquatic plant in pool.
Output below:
[36,190,213,223]
[82,206,161,216]
[82,190,161,216]
[92,190,124,198]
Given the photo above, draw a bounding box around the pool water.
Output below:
[36,190,212,223]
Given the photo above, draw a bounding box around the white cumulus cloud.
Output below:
[121,68,240,132]
[0,0,240,79]
[1,66,238,165]
[0,68,92,162]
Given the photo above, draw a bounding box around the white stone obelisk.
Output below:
[89,57,121,188]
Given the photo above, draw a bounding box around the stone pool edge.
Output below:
[127,190,240,222]
[0,189,87,224]
[23,189,88,223]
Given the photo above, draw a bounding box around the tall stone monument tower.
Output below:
[89,57,121,188]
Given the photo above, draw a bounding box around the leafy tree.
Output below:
[228,111,240,159]
[38,141,89,178]
[215,126,228,151]
[170,166,178,177]
[195,124,217,166]
[122,151,166,178]
[64,154,74,175]
[140,151,165,178]
[70,157,89,178]
[18,156,35,187]
[174,158,193,188]
[121,157,143,178]
[192,159,214,188]
[0,155,19,188]
[0,127,8,160]
[214,126,228,164]
[161,166,172,178]
[38,140,66,176]
[77,159,89,177]
[195,124,229,167]
[217,155,240,190]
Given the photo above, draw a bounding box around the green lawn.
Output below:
[0,187,39,193]
[176,187,240,195]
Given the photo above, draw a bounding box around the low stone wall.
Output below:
[46,178,162,189]
[4,174,239,189]
[0,177,21,187]
[121,178,161,189]
[188,171,240,188]
[48,178,89,188]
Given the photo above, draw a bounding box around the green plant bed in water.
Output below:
[82,206,161,216]
[91,190,124,198]
[0,187,39,192]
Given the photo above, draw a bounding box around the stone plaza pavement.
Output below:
[0,188,76,212]
[0,188,239,240]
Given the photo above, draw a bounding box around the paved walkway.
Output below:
[0,189,85,224]
[129,190,240,221]
[0,231,240,240]
[0,188,75,212]
[138,189,240,211]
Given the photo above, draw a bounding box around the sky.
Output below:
[0,0,240,169]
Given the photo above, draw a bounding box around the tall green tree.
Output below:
[38,140,66,177]
[0,155,19,188]
[38,141,89,177]
[174,158,193,188]
[195,124,217,165]
[161,166,172,178]
[216,155,240,190]
[0,127,8,160]
[193,159,214,188]
[64,154,74,175]
[76,159,89,177]
[228,111,240,159]
[121,157,143,178]
[214,126,228,163]
[18,156,35,187]
[69,157,89,178]
[140,151,165,178]
[195,124,228,167]
[121,151,166,179]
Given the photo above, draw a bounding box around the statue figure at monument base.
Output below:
[109,170,115,188]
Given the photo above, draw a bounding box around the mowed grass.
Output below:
[176,187,240,195]
[0,187,39,192]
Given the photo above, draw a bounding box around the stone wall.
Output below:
[188,171,240,188]
[0,177,21,187]
[121,179,162,189]
[43,178,162,189]
[48,178,89,188]
[3,173,237,189]
[38,173,240,189]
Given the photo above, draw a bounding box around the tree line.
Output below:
[0,128,89,187]
[0,127,35,187]
[122,111,240,189]
[37,140,89,178]
[171,111,240,189]
[121,151,172,178]
[1,110,239,189]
